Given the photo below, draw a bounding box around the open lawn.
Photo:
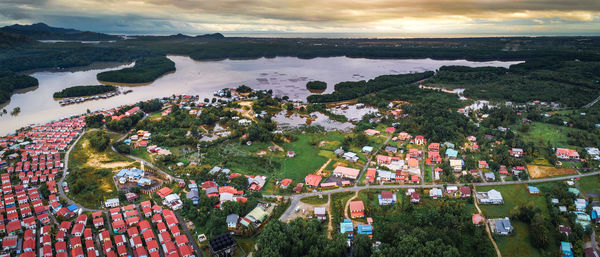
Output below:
[67,130,134,208]
[476,183,555,257]
[578,175,600,195]
[527,165,577,179]
[519,122,577,148]
[280,134,329,181]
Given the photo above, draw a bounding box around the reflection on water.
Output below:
[0,55,521,135]
[272,111,354,131]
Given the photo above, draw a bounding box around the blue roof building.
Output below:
[561,241,573,257]
[445,148,458,158]
[357,224,373,236]
[340,219,354,239]
[527,186,540,194]
[67,204,79,212]
[494,218,514,235]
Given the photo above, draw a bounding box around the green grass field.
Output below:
[578,175,600,195]
[518,122,577,148]
[280,134,329,181]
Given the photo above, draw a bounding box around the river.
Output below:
[0,55,521,135]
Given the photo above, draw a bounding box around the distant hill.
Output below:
[196,33,225,39]
[0,31,34,48]
[0,23,121,41]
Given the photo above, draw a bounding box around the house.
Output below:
[494,218,514,235]
[364,129,380,136]
[472,214,485,225]
[208,233,236,257]
[450,159,463,172]
[575,199,587,211]
[460,186,471,198]
[428,151,442,164]
[498,165,509,175]
[332,166,360,180]
[287,151,295,158]
[314,207,327,221]
[561,242,574,257]
[340,219,354,239]
[528,186,540,195]
[378,191,396,205]
[556,148,580,160]
[484,172,496,181]
[186,189,199,205]
[559,225,571,236]
[279,179,292,189]
[362,146,374,154]
[349,201,365,218]
[510,148,524,158]
[357,224,373,237]
[477,189,503,204]
[384,146,397,154]
[429,188,442,199]
[478,160,488,169]
[414,135,425,145]
[105,198,120,208]
[445,148,458,159]
[304,174,322,188]
[365,168,376,184]
[342,152,359,162]
[226,214,239,229]
[428,143,440,152]
[240,205,269,228]
[410,192,420,203]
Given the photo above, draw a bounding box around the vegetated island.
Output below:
[53,85,117,98]
[306,80,327,91]
[307,71,433,103]
[0,71,38,104]
[96,56,175,84]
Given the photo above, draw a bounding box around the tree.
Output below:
[88,130,111,151]
[352,234,372,257]
[237,85,252,93]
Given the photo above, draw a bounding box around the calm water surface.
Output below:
[0,56,521,135]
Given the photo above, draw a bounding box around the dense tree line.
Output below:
[96,56,175,83]
[307,72,434,103]
[306,81,327,90]
[106,112,144,132]
[0,71,38,104]
[53,85,116,98]
[255,219,347,257]
[138,99,163,113]
[372,200,496,257]
[84,114,104,128]
[427,61,600,107]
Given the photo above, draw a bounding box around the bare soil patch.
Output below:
[527,165,577,179]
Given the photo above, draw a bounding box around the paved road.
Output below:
[276,171,600,221]
[175,212,203,257]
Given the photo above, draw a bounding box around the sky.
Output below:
[1,0,599,37]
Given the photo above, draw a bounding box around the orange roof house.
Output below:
[349,201,365,218]
[365,168,376,184]
[304,174,322,188]
[156,187,172,198]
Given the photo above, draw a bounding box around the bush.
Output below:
[88,130,111,151]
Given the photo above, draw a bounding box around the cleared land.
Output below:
[527,165,577,179]
[476,184,554,257]
[67,131,134,208]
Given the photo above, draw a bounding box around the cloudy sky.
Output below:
[1,0,599,36]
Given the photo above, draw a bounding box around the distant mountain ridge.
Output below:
[0,22,121,41]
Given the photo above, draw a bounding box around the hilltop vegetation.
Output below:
[53,85,117,98]
[97,56,176,83]
[0,71,39,104]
